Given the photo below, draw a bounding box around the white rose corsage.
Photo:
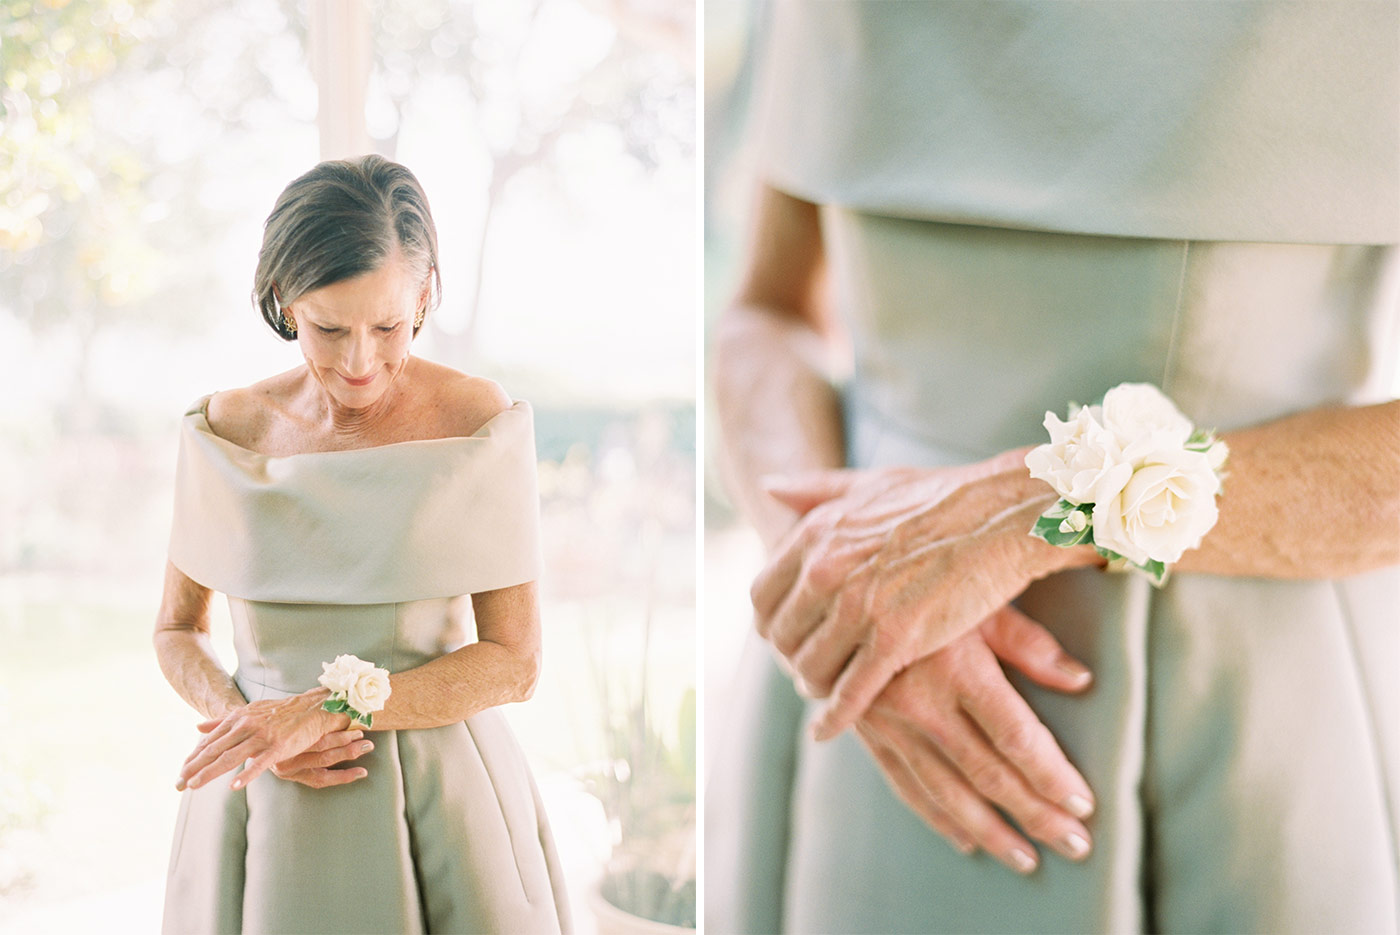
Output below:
[1024,382,1228,586]
[318,654,392,728]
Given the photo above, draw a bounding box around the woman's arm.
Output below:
[716,185,1097,867]
[359,581,541,731]
[714,184,846,547]
[156,561,372,790]
[1176,400,1400,576]
[153,560,247,720]
[176,581,541,790]
[754,401,1400,743]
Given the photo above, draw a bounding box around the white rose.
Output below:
[1102,383,1193,448]
[319,653,378,696]
[1024,404,1126,504]
[319,654,372,694]
[1091,446,1221,566]
[347,667,392,715]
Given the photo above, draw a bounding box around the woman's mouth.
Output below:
[341,372,377,387]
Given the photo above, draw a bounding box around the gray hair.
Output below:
[253,154,442,341]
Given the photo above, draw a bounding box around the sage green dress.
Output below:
[161,397,571,935]
[707,3,1400,933]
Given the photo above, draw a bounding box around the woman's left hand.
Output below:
[176,690,350,792]
[752,452,1101,742]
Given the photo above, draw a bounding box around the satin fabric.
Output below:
[169,398,542,604]
[161,397,570,935]
[757,1,1400,244]
[705,218,1400,933]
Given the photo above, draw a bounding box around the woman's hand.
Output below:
[752,454,1101,741]
[267,728,374,789]
[175,689,351,792]
[856,606,1096,874]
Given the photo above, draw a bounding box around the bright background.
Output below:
[0,0,695,931]
[701,0,765,775]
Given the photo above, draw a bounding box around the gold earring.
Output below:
[414,307,425,329]
[283,310,297,335]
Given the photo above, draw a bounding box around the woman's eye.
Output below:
[316,325,342,336]
[377,324,400,333]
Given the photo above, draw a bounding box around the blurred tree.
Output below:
[366,0,695,358]
[0,0,311,422]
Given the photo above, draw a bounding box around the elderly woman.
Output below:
[707,3,1399,933]
[155,155,570,934]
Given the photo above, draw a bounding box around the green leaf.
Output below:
[1185,428,1222,453]
[322,698,350,713]
[1094,546,1169,586]
[1042,499,1078,520]
[1031,507,1094,547]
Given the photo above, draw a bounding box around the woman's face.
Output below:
[285,249,428,411]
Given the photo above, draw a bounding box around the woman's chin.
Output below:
[319,374,388,411]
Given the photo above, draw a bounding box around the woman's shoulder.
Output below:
[413,359,516,439]
[203,369,303,449]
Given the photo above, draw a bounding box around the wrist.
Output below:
[1008,474,1105,579]
[314,654,393,729]
[299,687,353,732]
[1023,383,1229,585]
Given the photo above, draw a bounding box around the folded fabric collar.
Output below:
[168,395,543,604]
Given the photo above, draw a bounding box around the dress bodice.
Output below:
[228,597,468,699]
[167,394,544,692]
[822,208,1400,469]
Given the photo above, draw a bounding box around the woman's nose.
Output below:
[343,332,376,375]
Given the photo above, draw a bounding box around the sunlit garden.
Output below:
[0,0,696,930]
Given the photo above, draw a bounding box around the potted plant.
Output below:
[583,656,696,933]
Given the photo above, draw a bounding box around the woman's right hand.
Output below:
[270,728,374,789]
[855,605,1097,874]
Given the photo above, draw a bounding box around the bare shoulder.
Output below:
[413,360,514,438]
[205,369,303,449]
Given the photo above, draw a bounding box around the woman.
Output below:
[155,155,570,934]
[708,3,1399,933]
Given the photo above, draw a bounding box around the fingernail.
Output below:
[1064,793,1095,819]
[953,837,975,856]
[174,778,186,791]
[230,778,242,790]
[1007,848,1038,874]
[1055,655,1093,685]
[1057,832,1091,860]
[360,742,374,752]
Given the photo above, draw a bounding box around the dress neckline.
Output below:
[187,393,529,461]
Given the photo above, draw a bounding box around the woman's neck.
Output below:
[305,360,414,444]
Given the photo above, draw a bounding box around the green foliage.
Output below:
[0,0,297,409]
[1033,500,1170,586]
[582,621,696,928]
[321,695,371,727]
[1029,499,1093,547]
[1095,546,1169,587]
[1185,428,1219,453]
[1,0,170,301]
